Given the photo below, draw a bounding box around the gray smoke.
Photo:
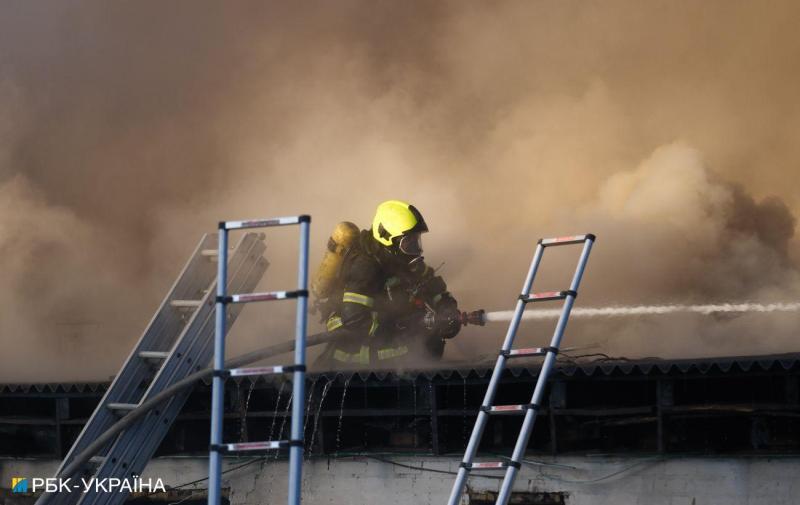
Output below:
[0,1,798,380]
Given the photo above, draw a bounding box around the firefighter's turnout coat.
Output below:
[319,230,459,367]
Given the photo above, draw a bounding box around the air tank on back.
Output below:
[311,221,360,300]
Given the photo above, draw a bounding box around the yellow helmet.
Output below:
[371,200,428,249]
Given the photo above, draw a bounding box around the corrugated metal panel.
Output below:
[3,352,800,393]
[0,382,109,394]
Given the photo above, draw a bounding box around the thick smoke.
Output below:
[0,1,798,380]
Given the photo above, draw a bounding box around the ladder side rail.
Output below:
[287,219,310,505]
[54,234,217,482]
[143,235,264,398]
[446,242,545,505]
[77,236,266,505]
[208,226,228,505]
[56,234,235,484]
[495,237,594,505]
[87,258,266,505]
[112,233,218,392]
[84,265,265,505]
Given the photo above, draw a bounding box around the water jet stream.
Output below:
[484,302,800,322]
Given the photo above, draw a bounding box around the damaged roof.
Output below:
[3,351,799,394]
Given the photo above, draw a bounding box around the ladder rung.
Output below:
[222,215,309,230]
[213,440,289,452]
[463,462,509,470]
[222,290,308,304]
[482,404,538,415]
[107,403,138,412]
[138,351,170,360]
[503,347,553,358]
[521,290,574,303]
[539,234,595,246]
[170,299,204,309]
[200,249,219,257]
[225,365,304,377]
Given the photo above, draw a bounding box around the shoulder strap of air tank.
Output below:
[338,229,372,277]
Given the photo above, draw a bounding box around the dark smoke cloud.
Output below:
[0,1,798,380]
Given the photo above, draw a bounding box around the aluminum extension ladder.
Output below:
[208,215,310,505]
[447,233,595,505]
[38,232,269,505]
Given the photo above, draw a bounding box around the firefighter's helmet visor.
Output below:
[398,232,423,256]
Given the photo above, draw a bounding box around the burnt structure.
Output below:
[2,352,799,459]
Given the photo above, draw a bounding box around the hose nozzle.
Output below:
[460,309,486,326]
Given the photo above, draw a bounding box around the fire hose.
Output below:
[39,330,339,504]
[45,309,486,495]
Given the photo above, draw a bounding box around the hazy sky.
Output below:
[1,1,798,380]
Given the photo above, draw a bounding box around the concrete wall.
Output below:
[2,455,799,505]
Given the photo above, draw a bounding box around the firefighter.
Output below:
[313,200,462,368]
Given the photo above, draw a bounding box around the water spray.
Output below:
[483,302,800,323]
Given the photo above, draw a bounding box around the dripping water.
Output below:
[308,378,334,457]
[267,381,287,443]
[334,374,353,455]
[273,392,293,460]
[239,379,257,442]
[303,376,320,436]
